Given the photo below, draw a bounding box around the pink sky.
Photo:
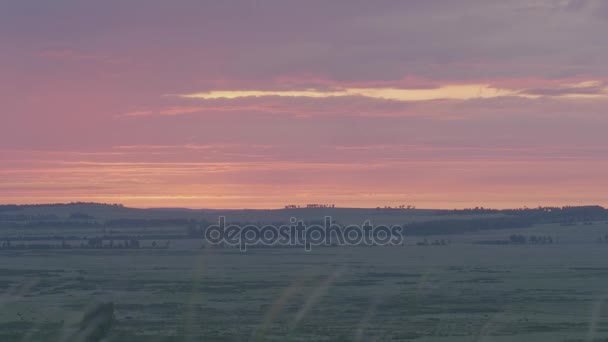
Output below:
[1,1,608,209]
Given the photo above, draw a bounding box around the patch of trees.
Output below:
[0,233,184,242]
[0,236,174,250]
[0,217,200,230]
[400,206,608,235]
[86,237,144,249]
[449,207,500,214]
[285,204,337,208]
[528,235,554,244]
[474,240,511,245]
[0,238,73,250]
[416,239,450,246]
[376,205,416,210]
[433,205,608,221]
[508,234,554,244]
[508,234,527,244]
[402,217,535,236]
[476,234,555,245]
[305,204,335,208]
[283,203,337,208]
[81,238,171,249]
[505,205,607,223]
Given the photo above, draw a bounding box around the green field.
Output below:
[1,205,608,341]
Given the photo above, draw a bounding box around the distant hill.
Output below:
[0,203,605,226]
[1,203,607,240]
[0,202,504,224]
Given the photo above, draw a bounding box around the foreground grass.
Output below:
[2,230,608,341]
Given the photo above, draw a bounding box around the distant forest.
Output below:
[0,203,606,237]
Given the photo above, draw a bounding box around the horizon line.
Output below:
[1,202,605,211]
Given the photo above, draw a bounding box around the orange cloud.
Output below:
[178,81,608,102]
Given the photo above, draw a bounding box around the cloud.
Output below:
[3,1,608,208]
[178,80,608,105]
[122,110,154,117]
[519,80,608,97]
[178,84,526,102]
[119,80,608,121]
[120,96,420,118]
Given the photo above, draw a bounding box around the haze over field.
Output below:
[2,0,608,209]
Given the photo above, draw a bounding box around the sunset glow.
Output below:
[2,1,608,209]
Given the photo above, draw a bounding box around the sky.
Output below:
[1,0,608,209]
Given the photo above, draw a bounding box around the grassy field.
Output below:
[1,205,608,341]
